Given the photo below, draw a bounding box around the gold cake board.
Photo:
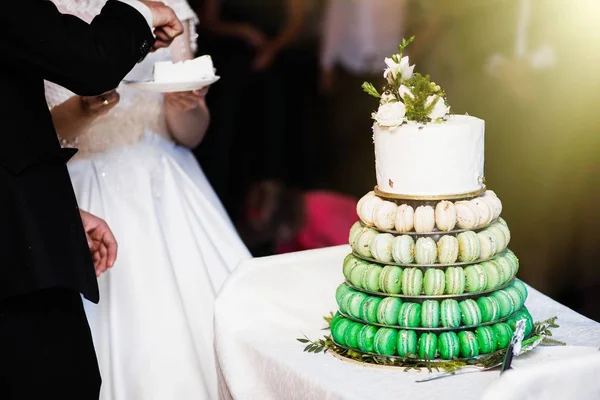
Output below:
[374,185,487,201]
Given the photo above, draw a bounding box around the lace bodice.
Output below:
[45,0,199,158]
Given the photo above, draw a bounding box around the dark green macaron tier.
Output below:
[330,310,532,360]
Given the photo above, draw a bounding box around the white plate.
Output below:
[124,76,220,93]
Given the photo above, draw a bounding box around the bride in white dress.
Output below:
[45,1,250,399]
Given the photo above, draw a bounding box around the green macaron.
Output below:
[402,268,423,296]
[338,289,354,314]
[360,296,382,323]
[459,299,482,326]
[343,321,363,349]
[331,317,352,346]
[397,302,422,328]
[421,300,441,328]
[379,265,403,294]
[342,253,361,279]
[349,261,369,288]
[377,297,403,326]
[457,231,481,262]
[445,267,466,295]
[346,292,369,319]
[349,221,364,247]
[423,268,446,296]
[437,235,459,264]
[357,325,379,353]
[438,331,460,360]
[480,260,504,290]
[418,332,438,360]
[486,225,508,254]
[492,322,513,349]
[476,326,498,354]
[490,290,516,318]
[504,249,519,274]
[494,256,515,284]
[508,307,534,338]
[415,237,437,264]
[397,329,418,357]
[504,286,525,310]
[354,228,379,258]
[464,264,488,293]
[512,279,529,302]
[477,296,500,323]
[335,283,352,307]
[440,299,461,328]
[360,264,383,292]
[374,328,398,356]
[330,312,343,332]
[458,330,480,358]
[392,235,415,264]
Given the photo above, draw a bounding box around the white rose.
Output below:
[380,92,397,104]
[373,102,406,127]
[398,84,414,100]
[426,95,450,121]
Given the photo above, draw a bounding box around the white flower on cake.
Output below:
[383,55,414,83]
[426,95,450,121]
[372,102,406,127]
[398,84,414,100]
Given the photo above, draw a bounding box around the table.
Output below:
[215,246,600,400]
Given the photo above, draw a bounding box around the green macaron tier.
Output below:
[335,281,529,330]
[333,192,533,362]
[342,252,519,296]
[330,310,532,360]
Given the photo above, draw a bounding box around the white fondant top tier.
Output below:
[153,55,215,83]
[373,115,485,196]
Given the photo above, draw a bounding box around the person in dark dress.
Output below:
[194,0,305,218]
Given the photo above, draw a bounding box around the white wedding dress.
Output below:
[45,1,250,399]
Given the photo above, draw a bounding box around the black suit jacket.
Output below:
[0,0,155,303]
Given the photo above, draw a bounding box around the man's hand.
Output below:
[138,1,184,51]
[80,210,118,277]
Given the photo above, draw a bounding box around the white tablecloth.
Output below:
[214,246,600,400]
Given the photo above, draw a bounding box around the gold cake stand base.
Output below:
[374,185,487,201]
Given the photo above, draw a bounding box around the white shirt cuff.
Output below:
[117,0,154,31]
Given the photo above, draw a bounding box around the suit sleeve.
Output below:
[4,0,155,96]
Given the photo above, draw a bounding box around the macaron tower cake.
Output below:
[331,38,533,362]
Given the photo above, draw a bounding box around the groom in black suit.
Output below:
[0,1,184,398]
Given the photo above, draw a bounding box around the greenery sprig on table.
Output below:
[362,36,451,126]
[297,314,565,373]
